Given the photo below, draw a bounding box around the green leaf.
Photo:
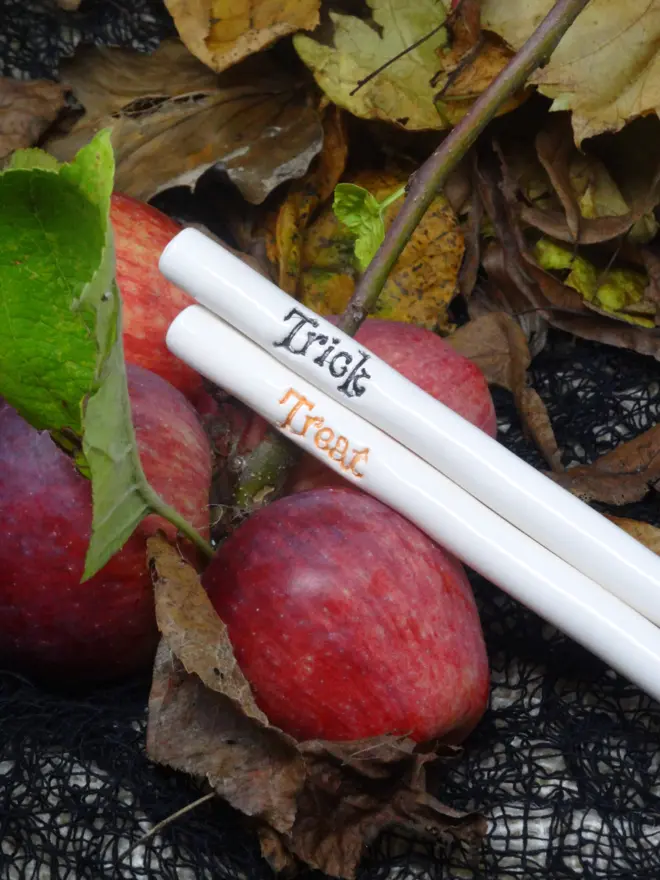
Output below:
[333,183,385,270]
[0,168,103,431]
[7,148,61,172]
[0,132,212,581]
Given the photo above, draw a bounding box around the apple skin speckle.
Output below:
[203,487,489,744]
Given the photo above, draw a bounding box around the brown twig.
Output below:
[338,0,592,336]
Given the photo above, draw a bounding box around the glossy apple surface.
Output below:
[111,192,203,403]
[289,317,497,493]
[203,487,489,743]
[0,364,212,683]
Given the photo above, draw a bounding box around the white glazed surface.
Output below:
[166,304,660,704]
[160,228,660,626]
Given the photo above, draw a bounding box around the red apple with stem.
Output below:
[0,364,212,683]
[289,318,497,493]
[203,487,489,743]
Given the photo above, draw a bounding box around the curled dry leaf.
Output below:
[165,0,320,73]
[604,517,660,555]
[482,0,660,145]
[548,424,660,505]
[448,313,561,470]
[45,40,323,204]
[296,168,464,330]
[146,537,486,879]
[534,115,581,241]
[274,104,349,294]
[0,77,66,163]
[434,1,524,128]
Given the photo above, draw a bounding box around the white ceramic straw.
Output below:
[166,304,660,703]
[159,228,660,626]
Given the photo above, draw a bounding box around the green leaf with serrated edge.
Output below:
[7,149,61,172]
[0,131,208,581]
[82,288,154,579]
[333,183,385,270]
[0,167,102,431]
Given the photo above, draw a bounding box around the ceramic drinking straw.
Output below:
[166,304,660,703]
[160,228,660,627]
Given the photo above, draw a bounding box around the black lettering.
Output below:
[273,308,320,354]
[337,351,372,397]
[328,351,352,378]
[314,337,340,366]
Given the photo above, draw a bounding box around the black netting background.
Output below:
[2,330,660,880]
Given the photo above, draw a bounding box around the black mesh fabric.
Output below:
[2,330,659,880]
[0,0,175,79]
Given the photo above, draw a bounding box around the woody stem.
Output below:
[338,0,591,336]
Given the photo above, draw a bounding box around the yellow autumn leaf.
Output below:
[298,169,464,330]
[275,105,348,295]
[165,0,320,73]
[294,0,448,131]
[482,0,660,144]
[294,0,521,131]
[606,517,660,556]
[534,239,655,327]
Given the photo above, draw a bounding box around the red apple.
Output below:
[288,318,497,493]
[0,364,212,683]
[203,487,489,743]
[111,192,204,403]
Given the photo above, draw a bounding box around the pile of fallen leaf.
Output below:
[3,0,660,876]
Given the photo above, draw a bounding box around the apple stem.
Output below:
[143,485,215,559]
[337,0,591,336]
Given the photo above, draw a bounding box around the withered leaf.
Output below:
[449,313,561,470]
[148,533,266,717]
[45,40,323,204]
[275,104,348,295]
[298,167,464,331]
[605,517,660,555]
[449,312,531,392]
[548,424,660,505]
[0,77,66,164]
[535,116,581,241]
[520,164,660,246]
[148,643,305,832]
[165,0,320,73]
[146,539,486,879]
[482,0,660,145]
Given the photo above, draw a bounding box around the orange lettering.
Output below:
[278,388,314,430]
[347,448,369,478]
[314,426,335,451]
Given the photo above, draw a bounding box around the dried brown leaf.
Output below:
[449,313,561,470]
[520,165,660,245]
[548,425,660,505]
[0,77,66,163]
[146,540,486,879]
[535,116,581,241]
[46,40,323,204]
[605,517,660,555]
[449,312,531,393]
[519,386,563,472]
[148,534,266,717]
[166,0,320,73]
